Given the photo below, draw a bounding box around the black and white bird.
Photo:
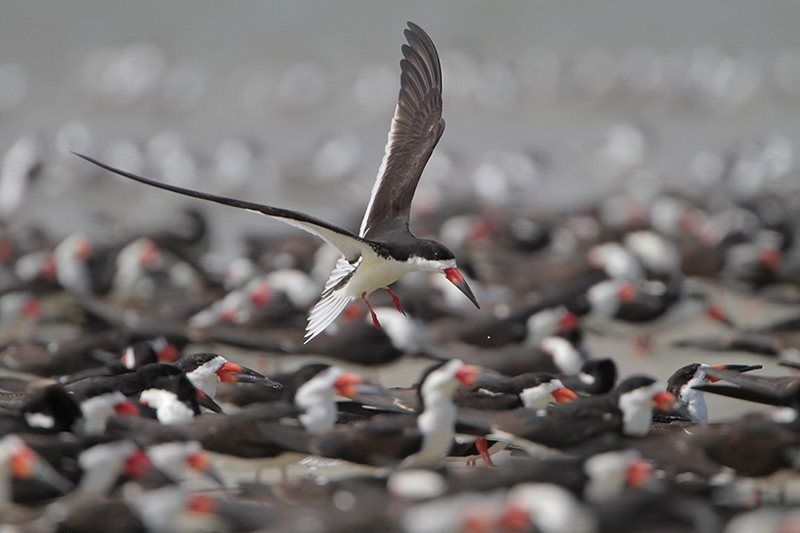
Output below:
[73,22,478,342]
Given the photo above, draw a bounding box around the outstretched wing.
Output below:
[359,22,445,239]
[74,152,369,261]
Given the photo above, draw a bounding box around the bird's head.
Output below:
[410,240,480,309]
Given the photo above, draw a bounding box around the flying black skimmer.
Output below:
[73,22,479,342]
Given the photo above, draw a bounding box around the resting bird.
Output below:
[74,22,478,343]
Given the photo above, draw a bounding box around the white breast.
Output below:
[345,255,415,298]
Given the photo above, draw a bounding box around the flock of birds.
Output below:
[0,21,800,533]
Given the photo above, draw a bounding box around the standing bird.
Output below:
[73,22,478,342]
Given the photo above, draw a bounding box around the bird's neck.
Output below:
[406,392,457,467]
[618,393,653,436]
[296,391,337,435]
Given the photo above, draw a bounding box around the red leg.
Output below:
[361,292,382,330]
[633,335,653,357]
[385,287,405,315]
[476,437,495,468]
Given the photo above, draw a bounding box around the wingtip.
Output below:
[72,151,100,167]
[406,21,423,33]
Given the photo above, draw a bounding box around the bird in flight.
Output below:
[74,22,479,343]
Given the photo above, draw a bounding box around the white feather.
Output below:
[359,103,400,237]
[305,262,359,343]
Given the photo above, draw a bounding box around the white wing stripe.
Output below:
[359,104,400,237]
[244,209,369,260]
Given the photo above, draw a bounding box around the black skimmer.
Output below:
[0,385,82,435]
[456,273,602,348]
[672,311,800,365]
[0,434,74,507]
[56,339,181,385]
[345,369,577,415]
[172,352,281,400]
[457,376,676,449]
[583,277,734,355]
[455,373,578,411]
[450,334,587,377]
[401,481,597,533]
[271,360,479,467]
[0,330,141,376]
[136,373,205,424]
[657,363,762,423]
[145,441,222,485]
[0,382,140,436]
[693,366,800,408]
[178,364,368,458]
[297,305,430,366]
[423,357,612,406]
[73,22,479,342]
[107,364,369,457]
[559,358,618,396]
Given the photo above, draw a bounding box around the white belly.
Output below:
[345,255,416,297]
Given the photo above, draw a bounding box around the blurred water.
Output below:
[1,2,799,243]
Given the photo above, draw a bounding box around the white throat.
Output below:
[402,360,462,468]
[618,385,658,437]
[681,373,710,423]
[186,357,226,398]
[294,367,341,435]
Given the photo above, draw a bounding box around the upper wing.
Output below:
[359,22,445,239]
[74,153,370,261]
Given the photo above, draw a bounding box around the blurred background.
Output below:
[2,0,800,252]
[2,1,800,414]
